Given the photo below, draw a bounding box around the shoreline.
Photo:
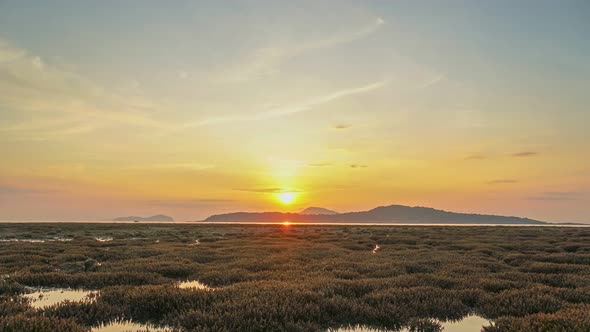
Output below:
[0,220,588,227]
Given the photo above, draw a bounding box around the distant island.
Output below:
[299,207,338,215]
[113,214,174,222]
[202,204,545,224]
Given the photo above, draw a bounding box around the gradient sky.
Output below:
[0,1,589,222]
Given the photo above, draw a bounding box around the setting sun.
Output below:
[0,2,588,331]
[277,192,297,205]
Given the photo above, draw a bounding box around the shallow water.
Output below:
[372,244,380,254]
[92,320,170,332]
[332,326,389,332]
[178,280,212,290]
[332,315,491,332]
[23,288,97,308]
[0,237,72,243]
[1,221,588,227]
[439,315,492,332]
[0,238,46,243]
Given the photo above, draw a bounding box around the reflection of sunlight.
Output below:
[24,289,96,309]
[282,221,291,226]
[331,315,490,331]
[93,320,170,332]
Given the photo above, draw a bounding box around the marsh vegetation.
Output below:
[0,223,589,331]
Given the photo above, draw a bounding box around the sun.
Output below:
[276,192,297,205]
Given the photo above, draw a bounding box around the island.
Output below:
[202,204,545,224]
[112,215,174,222]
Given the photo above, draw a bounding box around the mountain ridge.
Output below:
[300,207,338,215]
[113,214,174,222]
[202,204,545,224]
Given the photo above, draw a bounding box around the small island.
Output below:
[112,215,174,222]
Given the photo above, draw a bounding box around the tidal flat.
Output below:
[0,223,589,331]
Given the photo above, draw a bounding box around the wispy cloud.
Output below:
[544,191,582,196]
[0,184,58,195]
[465,154,486,160]
[307,163,332,167]
[416,73,445,90]
[333,124,352,130]
[512,151,538,157]
[126,163,215,171]
[0,38,168,140]
[487,179,519,184]
[527,196,571,201]
[182,79,388,128]
[145,199,234,209]
[0,114,103,141]
[526,191,582,201]
[234,187,302,193]
[350,164,368,168]
[220,17,386,82]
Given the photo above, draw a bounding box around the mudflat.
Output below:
[0,223,589,331]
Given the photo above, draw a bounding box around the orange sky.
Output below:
[0,1,589,222]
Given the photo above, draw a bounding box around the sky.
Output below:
[0,0,589,222]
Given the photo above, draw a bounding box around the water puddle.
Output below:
[372,244,381,254]
[0,239,46,243]
[331,315,491,332]
[178,280,213,290]
[439,315,492,331]
[51,237,73,242]
[23,288,98,308]
[331,326,390,332]
[95,237,114,242]
[0,237,72,243]
[93,320,170,332]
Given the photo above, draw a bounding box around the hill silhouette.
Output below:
[203,204,544,224]
[113,214,174,222]
[300,207,338,215]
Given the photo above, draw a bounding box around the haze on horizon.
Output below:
[0,1,588,222]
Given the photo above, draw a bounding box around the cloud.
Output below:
[487,179,519,184]
[145,199,234,209]
[220,17,386,82]
[0,38,168,140]
[526,192,582,201]
[0,184,58,195]
[234,187,302,193]
[181,79,388,128]
[527,196,571,201]
[0,117,101,141]
[261,80,388,118]
[301,17,386,50]
[350,164,368,168]
[544,191,582,196]
[307,163,332,167]
[416,74,445,90]
[512,151,538,157]
[333,124,352,130]
[127,163,215,171]
[465,155,486,160]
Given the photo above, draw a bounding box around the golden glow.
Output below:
[1,6,588,224]
[276,192,297,205]
[282,221,291,226]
